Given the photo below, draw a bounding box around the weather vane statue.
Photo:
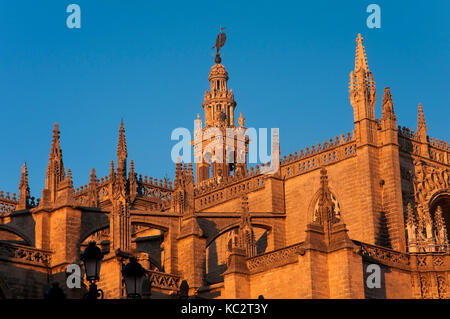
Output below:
[212,27,226,64]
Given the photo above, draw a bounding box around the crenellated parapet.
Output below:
[194,172,266,211]
[398,126,449,165]
[280,131,357,179]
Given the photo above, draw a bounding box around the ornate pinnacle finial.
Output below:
[316,167,338,224]
[18,162,30,209]
[117,120,127,160]
[238,112,245,128]
[89,168,97,185]
[382,87,392,106]
[417,103,427,134]
[49,122,62,160]
[175,157,182,179]
[109,160,115,179]
[382,87,395,119]
[66,168,73,185]
[355,33,368,72]
[129,160,136,181]
[19,162,29,190]
[45,123,65,196]
[349,34,376,116]
[237,194,256,257]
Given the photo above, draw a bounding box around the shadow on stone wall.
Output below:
[375,211,392,249]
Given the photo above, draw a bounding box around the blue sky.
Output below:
[0,0,448,198]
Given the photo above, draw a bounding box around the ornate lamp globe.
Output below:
[122,257,146,299]
[81,241,104,282]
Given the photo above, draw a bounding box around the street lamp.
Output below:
[81,241,104,299]
[122,257,145,299]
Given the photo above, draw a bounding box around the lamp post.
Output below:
[81,241,104,299]
[122,257,145,299]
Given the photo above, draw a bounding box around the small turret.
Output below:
[17,163,30,210]
[417,103,429,157]
[87,168,99,207]
[117,120,127,175]
[45,123,65,203]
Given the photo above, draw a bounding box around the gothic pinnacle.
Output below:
[89,168,97,185]
[382,87,395,119]
[49,122,62,160]
[355,33,368,72]
[238,112,245,128]
[19,162,29,190]
[418,103,427,133]
[129,159,135,178]
[117,120,127,161]
[18,162,31,210]
[109,160,115,179]
[67,168,73,185]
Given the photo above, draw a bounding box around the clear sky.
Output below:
[0,0,448,198]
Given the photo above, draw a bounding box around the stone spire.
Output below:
[380,87,397,134]
[417,103,429,157]
[381,87,396,120]
[117,120,127,174]
[109,160,115,181]
[417,103,427,140]
[349,34,377,112]
[45,123,65,203]
[49,123,63,161]
[349,34,377,145]
[354,34,369,70]
[17,163,30,210]
[129,160,137,202]
[87,168,98,207]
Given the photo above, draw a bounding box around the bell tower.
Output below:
[194,30,248,183]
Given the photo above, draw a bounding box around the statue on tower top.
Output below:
[212,27,226,64]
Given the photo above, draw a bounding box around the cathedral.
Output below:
[0,33,449,299]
